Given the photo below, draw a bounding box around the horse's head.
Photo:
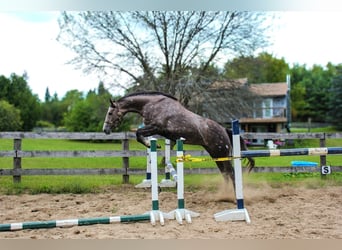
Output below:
[103,99,123,135]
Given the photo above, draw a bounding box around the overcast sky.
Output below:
[0,11,342,101]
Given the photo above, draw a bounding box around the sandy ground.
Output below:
[0,184,341,239]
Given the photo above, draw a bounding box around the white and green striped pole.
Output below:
[160,139,177,188]
[0,214,151,232]
[148,138,169,225]
[135,147,152,188]
[167,138,199,224]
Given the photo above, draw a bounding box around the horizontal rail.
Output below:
[0,132,341,140]
[241,147,342,158]
[0,214,151,231]
[242,132,342,140]
[0,132,137,140]
[1,166,342,176]
[0,150,209,158]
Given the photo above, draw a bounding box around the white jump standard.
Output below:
[135,147,152,188]
[167,139,200,224]
[147,138,169,225]
[214,120,251,223]
[135,139,177,188]
[159,139,177,188]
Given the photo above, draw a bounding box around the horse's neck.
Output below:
[118,96,150,115]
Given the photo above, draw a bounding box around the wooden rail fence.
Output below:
[0,132,341,184]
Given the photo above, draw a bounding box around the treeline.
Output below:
[1,53,341,132]
[0,75,133,132]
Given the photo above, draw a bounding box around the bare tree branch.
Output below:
[57,11,272,121]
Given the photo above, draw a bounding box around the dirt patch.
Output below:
[0,185,341,239]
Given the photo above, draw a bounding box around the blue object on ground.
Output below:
[291,161,318,167]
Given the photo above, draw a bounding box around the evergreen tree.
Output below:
[44,87,51,103]
[328,66,342,130]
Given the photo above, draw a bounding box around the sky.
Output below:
[0,11,342,101]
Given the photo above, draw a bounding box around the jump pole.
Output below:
[0,138,168,231]
[241,147,342,158]
[214,120,251,223]
[0,214,151,232]
[167,138,200,224]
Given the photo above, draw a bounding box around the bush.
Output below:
[0,100,22,131]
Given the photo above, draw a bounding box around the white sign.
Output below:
[321,165,331,175]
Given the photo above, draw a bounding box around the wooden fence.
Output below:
[0,132,341,184]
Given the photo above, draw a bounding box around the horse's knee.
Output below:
[136,131,149,147]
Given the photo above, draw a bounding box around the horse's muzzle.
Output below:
[103,124,111,135]
[103,129,111,135]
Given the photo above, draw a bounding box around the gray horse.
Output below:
[103,91,254,187]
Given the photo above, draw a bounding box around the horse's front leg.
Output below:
[136,125,161,148]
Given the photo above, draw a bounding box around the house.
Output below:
[240,82,290,145]
[240,82,289,132]
[209,78,290,145]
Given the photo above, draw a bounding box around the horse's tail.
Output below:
[226,128,255,173]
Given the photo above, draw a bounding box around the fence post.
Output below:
[13,138,22,183]
[320,133,327,179]
[122,133,129,184]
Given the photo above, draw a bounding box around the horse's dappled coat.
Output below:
[103,91,254,189]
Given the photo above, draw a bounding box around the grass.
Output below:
[0,135,341,194]
[1,172,341,195]
[290,126,339,133]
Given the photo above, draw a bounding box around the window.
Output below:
[262,98,273,118]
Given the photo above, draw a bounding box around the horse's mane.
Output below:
[119,91,178,101]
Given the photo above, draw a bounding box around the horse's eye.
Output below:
[108,112,113,115]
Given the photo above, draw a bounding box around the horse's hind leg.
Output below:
[216,160,235,190]
[160,139,176,166]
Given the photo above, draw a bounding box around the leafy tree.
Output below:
[290,64,335,122]
[40,92,65,128]
[0,73,41,130]
[0,100,22,131]
[63,83,131,131]
[289,64,310,121]
[222,52,290,83]
[57,11,273,121]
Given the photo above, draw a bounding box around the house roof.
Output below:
[209,78,248,89]
[249,82,288,97]
[209,80,288,97]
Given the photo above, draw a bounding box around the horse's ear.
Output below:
[109,99,116,108]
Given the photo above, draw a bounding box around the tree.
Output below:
[57,11,272,121]
[0,73,41,130]
[328,66,342,130]
[0,100,22,131]
[40,92,65,128]
[289,64,310,121]
[222,52,290,83]
[63,82,131,131]
[44,87,51,103]
[290,64,335,122]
